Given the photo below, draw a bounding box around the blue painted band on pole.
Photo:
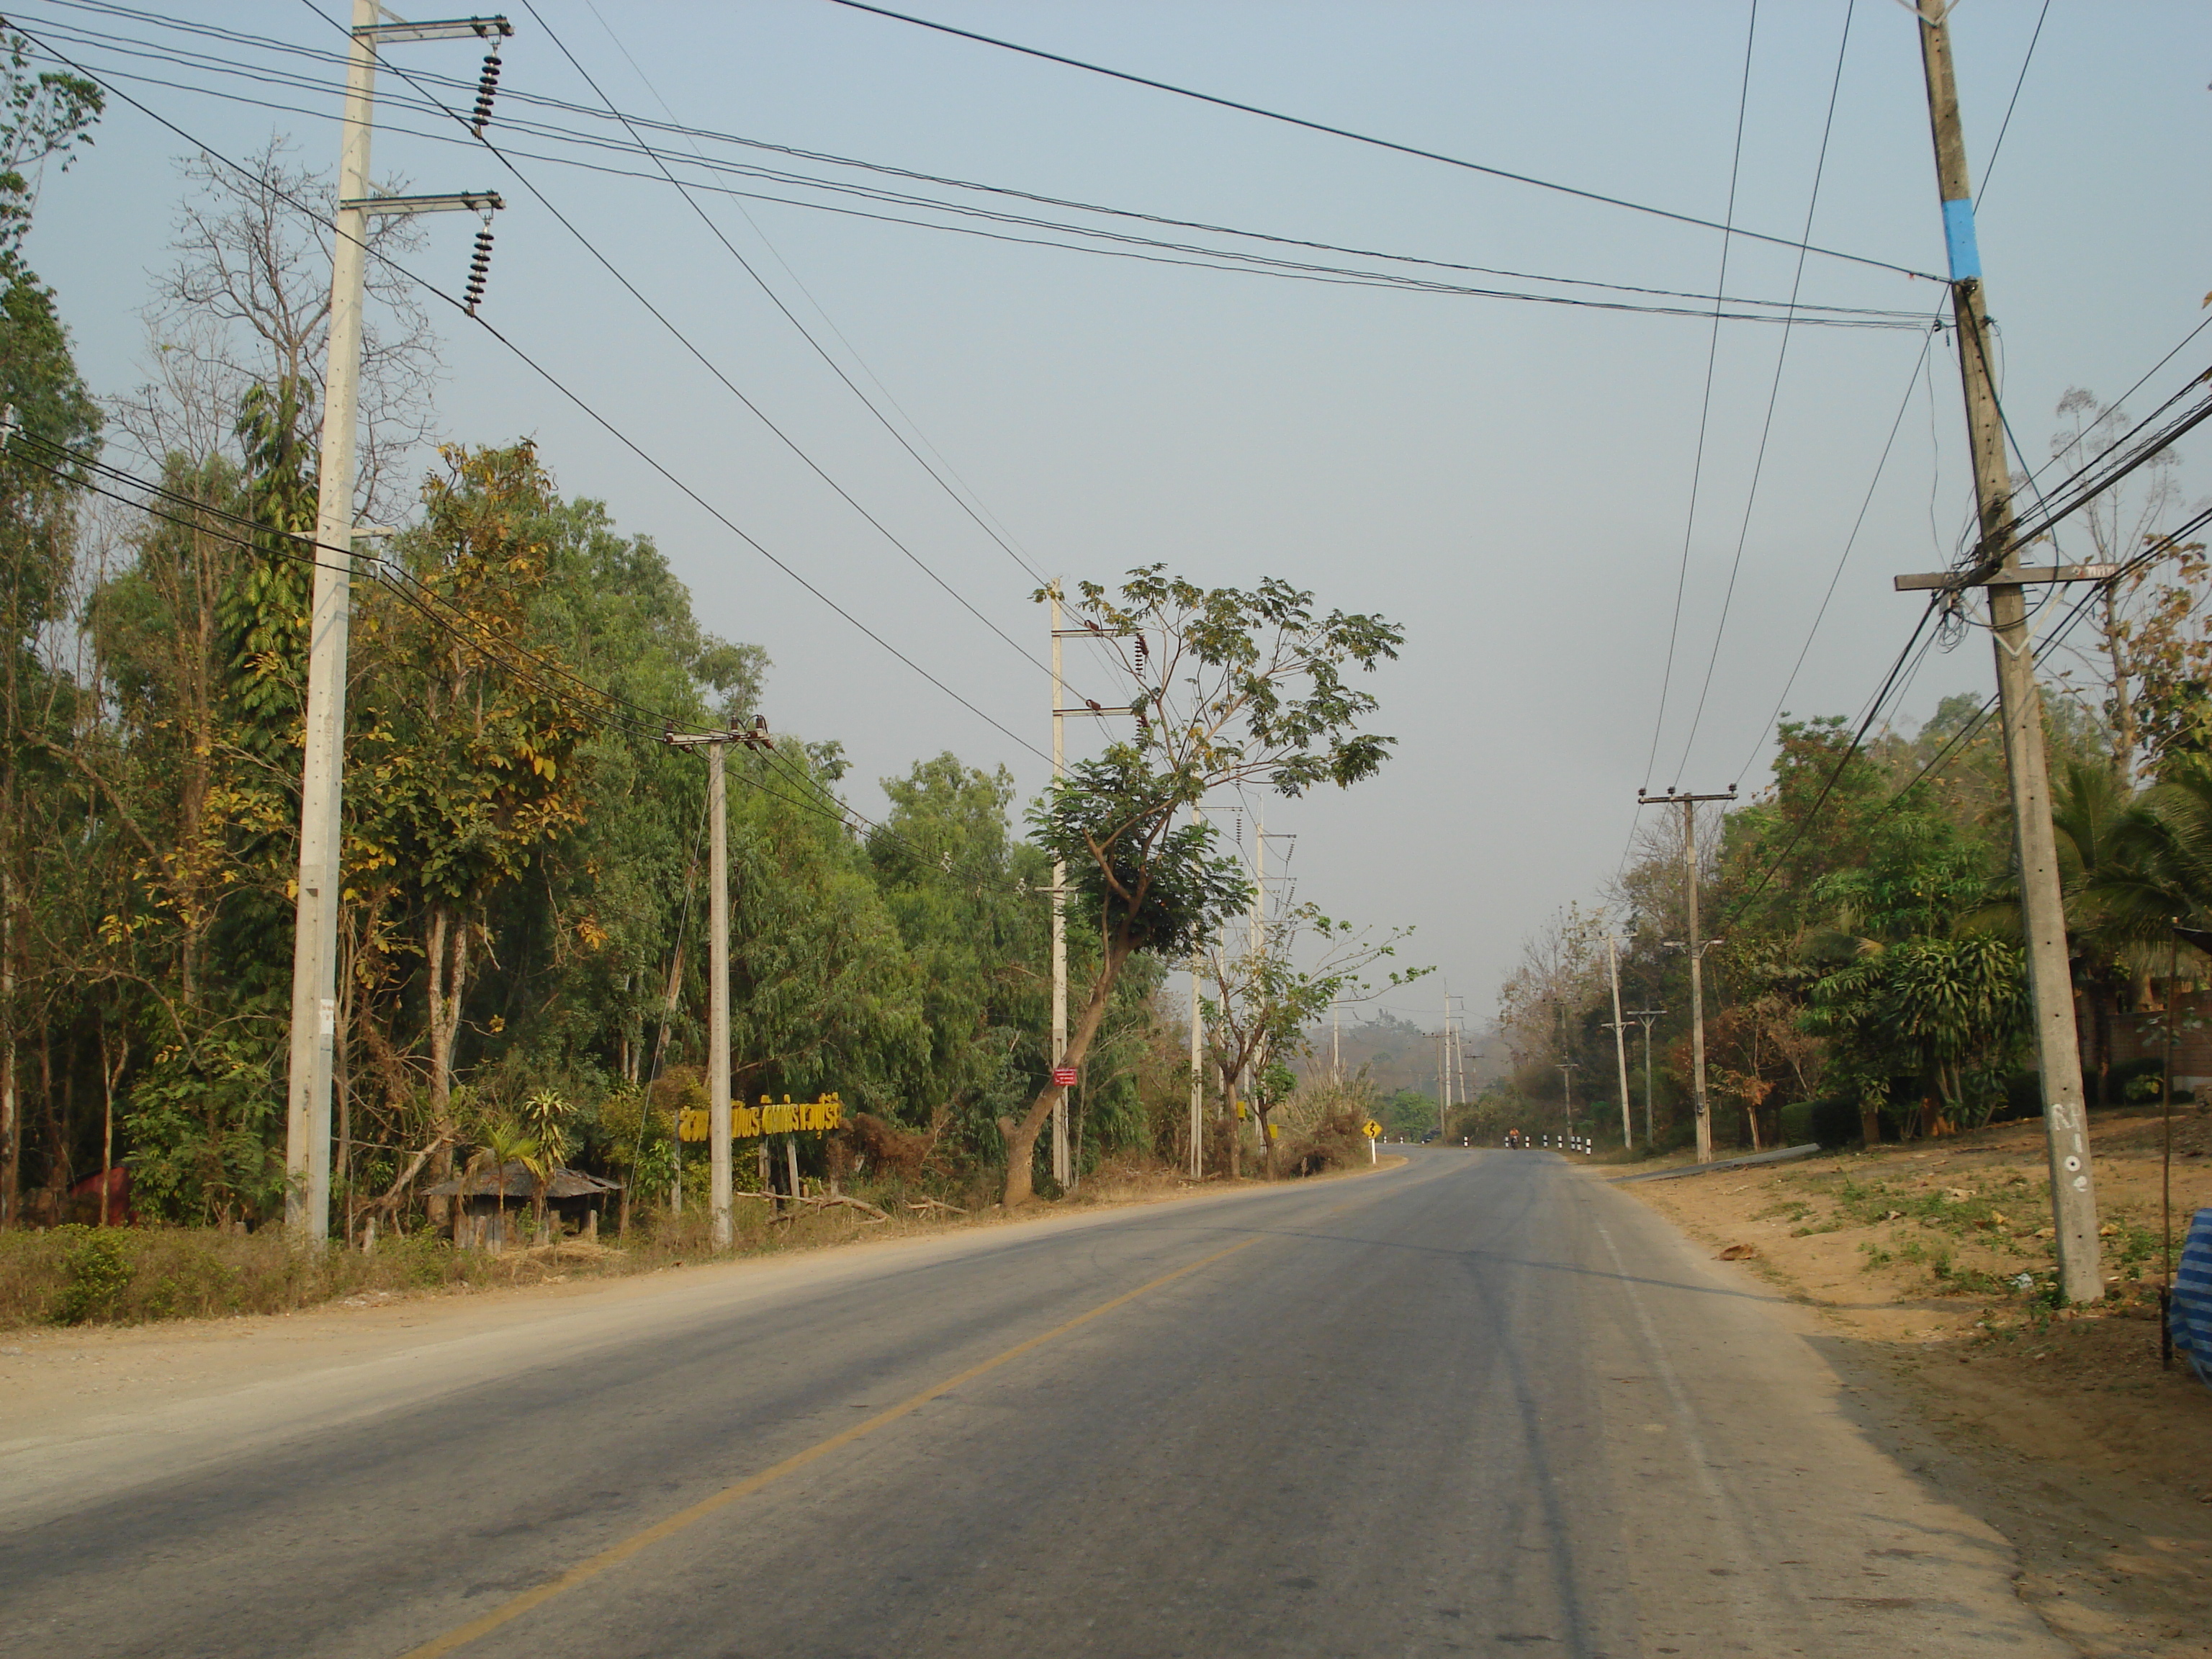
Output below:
[1942,196,1981,282]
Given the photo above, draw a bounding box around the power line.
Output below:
[515,0,1052,595]
[289,1,1076,702]
[11,6,1929,328]
[818,0,1943,282]
[1643,0,1758,793]
[13,22,1060,768]
[1725,598,1942,912]
[18,47,1929,331]
[574,0,1051,588]
[25,433,1068,896]
[1735,321,1941,786]
[1671,0,1856,785]
[1978,0,2051,200]
[1734,495,2212,914]
[1888,498,2212,808]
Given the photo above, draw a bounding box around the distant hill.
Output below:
[1293,1010,1510,1100]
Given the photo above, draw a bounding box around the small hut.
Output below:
[424,1161,621,1251]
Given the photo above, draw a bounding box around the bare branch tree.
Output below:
[112,138,439,519]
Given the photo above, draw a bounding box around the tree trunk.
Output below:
[1000,938,1133,1206]
[1,865,15,1226]
[1858,1097,1881,1148]
[1256,1104,1279,1178]
[1222,1061,1241,1179]
[423,905,471,1226]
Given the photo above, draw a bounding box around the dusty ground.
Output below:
[1619,1109,2212,1658]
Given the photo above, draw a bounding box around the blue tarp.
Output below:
[2175,1207,2212,1391]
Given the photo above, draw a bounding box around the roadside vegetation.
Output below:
[1470,377,2212,1189]
[0,50,1410,1326]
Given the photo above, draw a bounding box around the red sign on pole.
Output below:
[1052,1066,1079,1087]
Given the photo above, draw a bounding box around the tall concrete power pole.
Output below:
[1637,787,1733,1164]
[1909,0,2101,1301]
[1048,586,1069,1191]
[1606,935,1632,1151]
[663,723,765,1250]
[284,3,507,1243]
[706,739,730,1249]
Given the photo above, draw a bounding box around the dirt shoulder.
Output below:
[1614,1112,2212,1658]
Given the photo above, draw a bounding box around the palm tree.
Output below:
[464,1122,538,1250]
[517,1090,575,1242]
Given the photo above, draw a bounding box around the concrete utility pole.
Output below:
[1247,816,1265,1154]
[1188,801,1205,1179]
[1628,1009,1667,1148]
[1331,1002,1341,1087]
[284,2,508,1243]
[1188,956,1205,1178]
[662,722,769,1249]
[1439,989,1453,1138]
[705,739,730,1249]
[1606,935,1632,1150]
[1556,1062,1578,1146]
[1637,787,1733,1163]
[1048,598,1143,1187]
[1906,0,2102,1300]
[1048,585,1069,1191]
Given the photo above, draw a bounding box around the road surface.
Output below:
[0,1151,2062,1658]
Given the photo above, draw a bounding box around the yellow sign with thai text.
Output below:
[678,1092,845,1143]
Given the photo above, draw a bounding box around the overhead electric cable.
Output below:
[523,0,1052,591]
[1736,495,2212,909]
[18,433,1064,892]
[13,27,1060,768]
[17,35,1928,330]
[1642,0,1758,792]
[1735,321,1940,786]
[817,0,1942,281]
[11,7,1928,327]
[1672,0,1855,784]
[1978,0,2050,199]
[289,1,1074,701]
[1725,597,1943,911]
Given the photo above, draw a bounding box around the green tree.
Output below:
[1015,569,1401,1206]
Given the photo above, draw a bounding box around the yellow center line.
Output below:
[395,1232,1268,1659]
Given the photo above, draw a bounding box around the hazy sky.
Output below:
[21,1,2211,1028]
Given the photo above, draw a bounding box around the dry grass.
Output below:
[0,1186,926,1331]
[0,1154,1295,1331]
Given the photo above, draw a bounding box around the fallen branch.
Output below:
[360,1132,454,1220]
[904,1197,970,1215]
[729,1191,890,1222]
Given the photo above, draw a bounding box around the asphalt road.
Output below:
[0,1151,2064,1658]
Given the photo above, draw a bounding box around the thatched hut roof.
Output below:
[422,1162,621,1200]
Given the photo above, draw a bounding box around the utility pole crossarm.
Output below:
[359,15,513,43]
[1892,563,2121,593]
[340,191,505,216]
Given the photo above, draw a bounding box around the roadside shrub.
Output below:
[1807,1097,1861,1148]
[831,1112,933,1184]
[2105,1057,2165,1107]
[1282,1107,1367,1177]
[50,1226,132,1324]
